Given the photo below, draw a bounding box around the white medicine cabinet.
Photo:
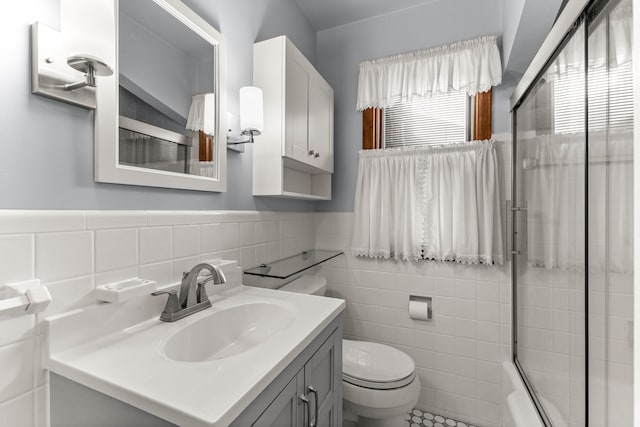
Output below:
[252,36,334,200]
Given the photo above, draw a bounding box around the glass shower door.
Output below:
[587,0,634,424]
[512,0,634,425]
[512,21,587,427]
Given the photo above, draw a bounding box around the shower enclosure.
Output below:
[510,0,634,425]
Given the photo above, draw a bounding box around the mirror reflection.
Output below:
[118,0,217,178]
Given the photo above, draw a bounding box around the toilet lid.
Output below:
[342,340,416,389]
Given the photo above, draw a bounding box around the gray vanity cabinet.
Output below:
[232,315,343,427]
[304,333,340,427]
[50,314,343,427]
[252,371,304,427]
[251,332,340,427]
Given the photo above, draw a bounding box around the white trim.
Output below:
[633,0,640,425]
[510,0,590,110]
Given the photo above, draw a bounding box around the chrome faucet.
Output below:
[152,263,227,322]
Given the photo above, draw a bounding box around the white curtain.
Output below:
[422,141,503,265]
[351,150,423,261]
[589,130,634,273]
[527,133,586,270]
[356,35,502,111]
[351,141,504,265]
[527,131,633,273]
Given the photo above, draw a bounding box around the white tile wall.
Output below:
[315,211,512,426]
[139,227,172,264]
[0,210,315,427]
[3,208,629,426]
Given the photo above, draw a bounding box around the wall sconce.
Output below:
[31,22,113,109]
[186,93,216,162]
[64,55,113,91]
[228,86,263,146]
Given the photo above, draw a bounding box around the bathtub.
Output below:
[502,362,545,427]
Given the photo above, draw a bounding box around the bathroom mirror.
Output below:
[96,0,227,192]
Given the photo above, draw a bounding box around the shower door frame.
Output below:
[510,15,587,420]
[509,0,626,425]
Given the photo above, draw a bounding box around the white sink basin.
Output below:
[163,302,295,362]
[45,285,345,427]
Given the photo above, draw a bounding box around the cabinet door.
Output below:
[304,333,339,427]
[308,76,334,173]
[285,52,309,163]
[253,370,304,427]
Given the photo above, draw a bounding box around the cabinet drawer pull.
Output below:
[314,152,320,158]
[308,149,315,155]
[308,386,318,427]
[300,394,311,427]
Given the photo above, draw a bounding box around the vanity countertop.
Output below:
[44,285,345,427]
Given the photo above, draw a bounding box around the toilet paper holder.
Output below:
[408,295,432,321]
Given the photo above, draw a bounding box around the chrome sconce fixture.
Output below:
[64,55,113,91]
[228,86,263,146]
[31,22,114,109]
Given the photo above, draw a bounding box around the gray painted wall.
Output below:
[314,0,506,212]
[2,0,316,210]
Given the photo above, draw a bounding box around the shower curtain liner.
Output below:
[351,140,504,265]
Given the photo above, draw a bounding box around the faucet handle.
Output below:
[151,290,181,320]
[196,282,210,304]
[152,289,177,297]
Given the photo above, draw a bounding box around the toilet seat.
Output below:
[343,371,416,390]
[342,340,416,390]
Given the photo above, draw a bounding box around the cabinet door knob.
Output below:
[314,152,320,158]
[308,149,315,155]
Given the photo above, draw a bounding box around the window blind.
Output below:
[384,92,468,148]
[554,60,633,133]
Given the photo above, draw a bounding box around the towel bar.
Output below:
[0,279,51,316]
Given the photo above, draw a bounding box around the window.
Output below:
[383,92,469,148]
[362,90,492,150]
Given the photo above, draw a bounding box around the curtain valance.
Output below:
[356,35,502,111]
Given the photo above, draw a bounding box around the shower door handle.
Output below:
[506,201,513,261]
[508,201,528,260]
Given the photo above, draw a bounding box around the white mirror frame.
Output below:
[95,0,227,192]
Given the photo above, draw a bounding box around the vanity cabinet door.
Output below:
[230,315,343,427]
[253,370,304,427]
[304,332,341,427]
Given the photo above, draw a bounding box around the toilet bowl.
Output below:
[280,275,420,427]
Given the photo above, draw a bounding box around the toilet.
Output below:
[280,275,420,427]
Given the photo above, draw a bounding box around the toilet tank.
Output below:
[279,275,327,296]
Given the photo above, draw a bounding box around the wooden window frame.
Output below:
[473,89,492,141]
[362,107,383,149]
